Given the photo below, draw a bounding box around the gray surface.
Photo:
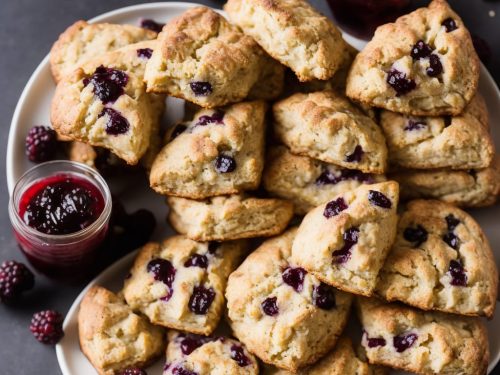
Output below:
[0,0,499,374]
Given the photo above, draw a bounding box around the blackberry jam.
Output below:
[9,161,111,279]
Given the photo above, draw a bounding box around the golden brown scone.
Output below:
[224,0,348,81]
[391,157,500,207]
[380,94,494,170]
[144,7,273,108]
[167,194,294,241]
[346,0,479,116]
[78,285,165,375]
[357,297,489,375]
[273,91,388,174]
[50,20,157,82]
[150,101,266,199]
[51,40,164,165]
[376,199,498,318]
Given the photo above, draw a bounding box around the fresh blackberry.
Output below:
[30,310,64,344]
[25,126,58,162]
[0,260,35,302]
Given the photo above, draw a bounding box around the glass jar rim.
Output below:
[9,160,112,244]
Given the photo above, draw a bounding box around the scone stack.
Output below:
[45,0,499,374]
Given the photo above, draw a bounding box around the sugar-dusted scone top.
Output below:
[273,91,388,174]
[164,331,259,375]
[380,94,494,170]
[346,0,479,116]
[264,335,387,375]
[150,101,266,199]
[78,285,165,375]
[263,146,386,214]
[51,40,164,165]
[167,194,293,241]
[224,0,348,82]
[144,6,269,108]
[50,20,157,83]
[392,158,500,207]
[123,237,246,336]
[292,181,399,296]
[226,228,353,372]
[357,297,489,375]
[376,199,498,318]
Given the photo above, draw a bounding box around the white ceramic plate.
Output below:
[5,2,500,374]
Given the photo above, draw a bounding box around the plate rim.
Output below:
[5,1,500,374]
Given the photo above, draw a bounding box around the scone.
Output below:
[144,7,271,108]
[380,94,494,170]
[51,40,165,165]
[167,194,294,241]
[163,331,259,375]
[346,0,479,116]
[291,181,399,296]
[376,199,498,318]
[78,285,165,375]
[392,158,500,207]
[357,297,489,375]
[123,237,246,335]
[50,20,157,82]
[226,228,353,372]
[150,101,265,199]
[263,146,386,214]
[224,0,348,81]
[264,336,387,375]
[272,91,387,174]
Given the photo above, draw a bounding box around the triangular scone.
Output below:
[123,237,247,335]
[150,101,265,199]
[392,158,500,207]
[380,94,494,170]
[291,181,399,296]
[78,286,165,375]
[50,20,157,83]
[224,0,348,82]
[144,7,273,108]
[346,0,479,116]
[51,40,165,165]
[376,200,498,318]
[273,91,387,173]
[226,228,353,372]
[356,297,489,375]
[164,331,259,375]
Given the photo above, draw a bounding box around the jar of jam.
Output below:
[9,161,112,279]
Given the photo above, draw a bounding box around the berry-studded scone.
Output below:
[78,286,165,375]
[150,101,265,199]
[51,40,164,165]
[167,194,294,241]
[357,297,489,375]
[346,0,479,116]
[50,20,157,82]
[123,237,246,335]
[144,7,268,108]
[163,331,259,375]
[224,0,348,81]
[392,158,500,207]
[380,94,494,170]
[291,181,399,296]
[264,335,387,375]
[376,200,498,317]
[226,228,353,372]
[273,91,387,174]
[263,146,386,214]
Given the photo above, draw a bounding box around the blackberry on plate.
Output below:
[25,126,58,163]
[0,260,35,302]
[30,310,64,345]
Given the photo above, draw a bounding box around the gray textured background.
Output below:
[0,0,498,374]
